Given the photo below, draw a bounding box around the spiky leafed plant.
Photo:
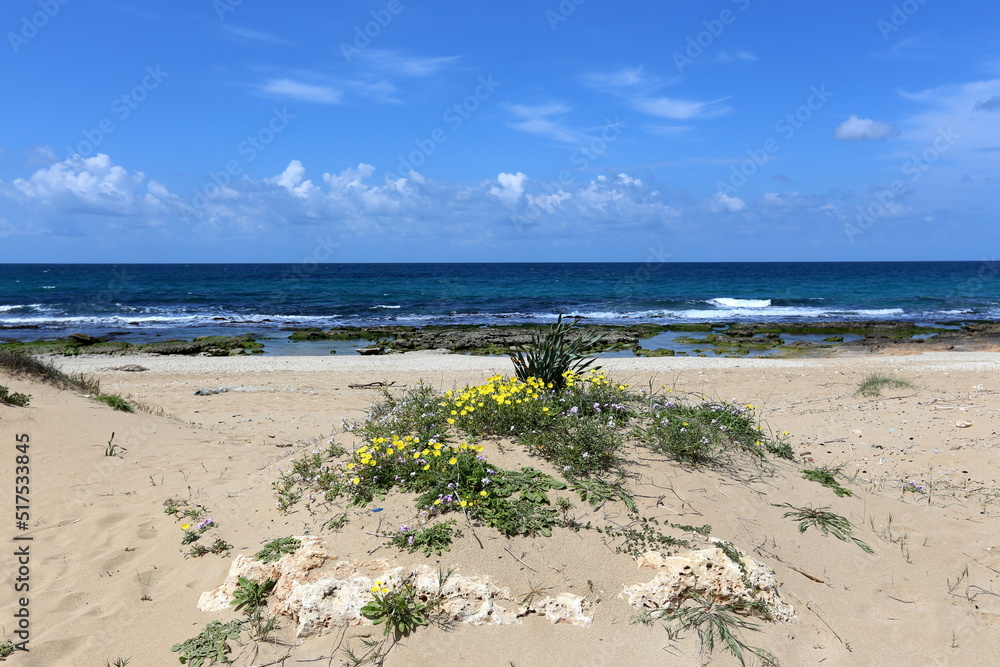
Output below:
[509,314,602,390]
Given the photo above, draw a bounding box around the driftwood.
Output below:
[347,381,399,389]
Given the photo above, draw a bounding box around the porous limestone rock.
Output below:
[622,544,795,623]
[198,536,593,639]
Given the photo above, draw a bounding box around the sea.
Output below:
[1,262,996,354]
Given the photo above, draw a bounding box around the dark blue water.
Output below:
[1,263,997,340]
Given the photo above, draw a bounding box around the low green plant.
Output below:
[95,393,133,412]
[104,432,126,457]
[390,520,462,557]
[104,658,131,667]
[0,640,14,658]
[663,596,778,666]
[509,314,602,390]
[171,620,243,666]
[361,578,428,636]
[775,503,872,554]
[327,513,350,530]
[186,538,232,558]
[0,385,30,407]
[230,577,276,614]
[603,515,690,558]
[570,477,638,512]
[255,536,301,563]
[855,372,915,397]
[802,464,852,497]
[635,398,768,465]
[246,609,281,642]
[476,495,560,537]
[521,413,624,477]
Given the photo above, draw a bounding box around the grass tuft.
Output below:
[855,372,915,397]
[95,393,133,412]
[663,596,778,666]
[0,349,101,393]
[774,503,872,554]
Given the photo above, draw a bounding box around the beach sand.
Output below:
[3,350,1000,665]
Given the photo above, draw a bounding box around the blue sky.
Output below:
[1,0,999,262]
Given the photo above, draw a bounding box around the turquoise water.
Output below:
[1,263,996,341]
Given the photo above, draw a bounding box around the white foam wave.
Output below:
[371,305,402,309]
[707,298,772,308]
[0,304,45,312]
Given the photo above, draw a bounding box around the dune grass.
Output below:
[0,349,100,394]
[855,372,915,397]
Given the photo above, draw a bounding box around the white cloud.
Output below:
[716,51,757,63]
[833,115,898,140]
[709,191,746,213]
[270,160,316,198]
[12,153,162,215]
[582,67,648,89]
[357,49,461,77]
[260,79,342,104]
[221,25,288,44]
[583,66,729,121]
[506,104,581,143]
[489,172,527,205]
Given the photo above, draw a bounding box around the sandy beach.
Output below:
[3,350,1000,666]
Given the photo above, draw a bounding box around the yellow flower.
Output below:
[352,477,360,484]
[181,523,190,530]
[479,490,488,497]
[447,418,456,425]
[423,464,430,471]
[346,463,355,470]
[460,500,468,507]
[449,457,458,465]
[474,444,483,452]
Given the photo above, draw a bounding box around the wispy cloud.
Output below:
[506,103,582,143]
[355,49,461,77]
[584,65,730,123]
[259,78,342,104]
[221,24,289,45]
[715,50,757,63]
[633,96,728,121]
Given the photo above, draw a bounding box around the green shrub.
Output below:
[361,578,427,637]
[95,394,133,412]
[389,520,462,556]
[635,399,768,465]
[509,315,602,390]
[0,385,30,407]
